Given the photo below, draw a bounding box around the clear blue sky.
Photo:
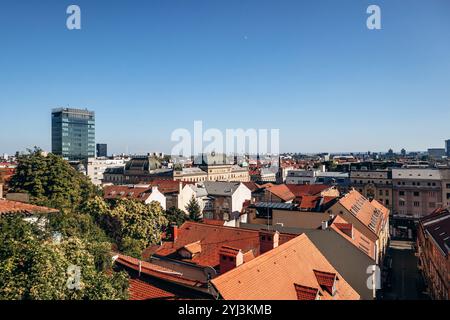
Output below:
[1,0,449,155]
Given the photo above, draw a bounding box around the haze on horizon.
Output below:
[1,0,449,156]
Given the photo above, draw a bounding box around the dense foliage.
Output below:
[0,216,129,300]
[82,196,169,258]
[164,206,188,227]
[9,148,98,211]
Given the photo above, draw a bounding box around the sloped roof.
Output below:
[203,181,242,197]
[286,184,332,197]
[154,221,296,268]
[103,185,156,202]
[337,190,389,235]
[420,208,450,256]
[0,199,58,215]
[265,184,295,202]
[210,234,360,300]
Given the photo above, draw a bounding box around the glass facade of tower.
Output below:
[52,108,95,160]
[446,139,450,157]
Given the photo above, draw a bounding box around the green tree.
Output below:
[9,148,98,211]
[0,216,129,300]
[164,207,188,227]
[83,196,168,256]
[186,196,202,222]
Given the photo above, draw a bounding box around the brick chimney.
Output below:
[219,245,244,274]
[259,230,279,254]
[171,223,179,242]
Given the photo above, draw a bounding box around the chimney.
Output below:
[0,183,3,199]
[259,230,280,254]
[171,223,179,242]
[178,181,183,194]
[219,246,244,274]
[321,220,328,230]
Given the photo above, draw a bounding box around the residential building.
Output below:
[350,170,393,210]
[440,168,450,208]
[103,185,167,210]
[145,222,297,289]
[51,108,95,160]
[210,234,360,300]
[417,208,450,300]
[96,143,107,157]
[173,167,208,182]
[391,169,442,238]
[123,155,173,184]
[86,157,126,186]
[239,223,377,299]
[103,166,125,184]
[327,190,390,264]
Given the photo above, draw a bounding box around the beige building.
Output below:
[174,164,249,183]
[350,170,392,210]
[327,190,390,264]
[439,168,450,208]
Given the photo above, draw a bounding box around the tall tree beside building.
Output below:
[186,196,202,222]
[9,148,98,211]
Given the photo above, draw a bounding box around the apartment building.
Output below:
[391,169,442,238]
[417,208,450,300]
[350,170,393,210]
[86,157,126,186]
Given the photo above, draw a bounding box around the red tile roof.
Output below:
[128,278,177,300]
[104,185,153,202]
[338,190,389,235]
[210,234,360,300]
[0,199,58,215]
[296,195,337,210]
[266,184,296,202]
[115,255,205,288]
[294,284,320,300]
[154,221,296,269]
[286,184,332,197]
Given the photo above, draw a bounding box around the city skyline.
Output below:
[1,0,450,155]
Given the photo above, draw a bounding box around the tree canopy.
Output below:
[0,216,129,300]
[9,148,98,211]
[82,196,169,258]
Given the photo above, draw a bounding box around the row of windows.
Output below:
[397,181,437,186]
[399,191,437,197]
[398,201,436,208]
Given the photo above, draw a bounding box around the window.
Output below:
[385,200,389,206]
[399,191,405,196]
[446,184,450,189]
[399,201,405,206]
[414,201,420,207]
[413,192,420,197]
[385,190,389,196]
[429,202,436,208]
